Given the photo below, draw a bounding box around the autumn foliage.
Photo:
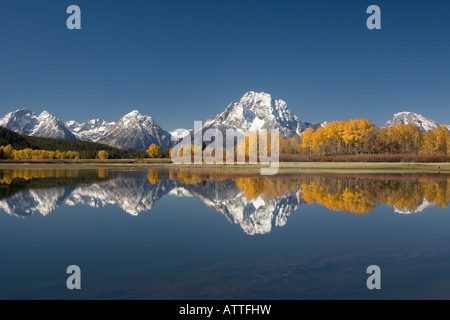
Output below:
[168,119,449,163]
[289,119,449,158]
[0,145,80,160]
[146,143,162,158]
[97,150,109,159]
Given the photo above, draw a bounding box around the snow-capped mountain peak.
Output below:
[0,108,76,140]
[240,91,272,111]
[1,108,172,150]
[65,118,115,142]
[38,110,52,118]
[124,109,144,119]
[96,110,172,150]
[201,91,312,139]
[116,110,155,128]
[65,120,79,128]
[170,128,191,141]
[0,108,38,135]
[32,110,76,140]
[386,111,440,131]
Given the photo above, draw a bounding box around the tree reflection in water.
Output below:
[0,168,448,224]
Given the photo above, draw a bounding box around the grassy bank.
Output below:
[0,159,449,173]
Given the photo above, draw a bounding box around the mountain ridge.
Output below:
[0,126,148,158]
[0,109,173,151]
[65,118,115,142]
[385,111,446,132]
[0,109,77,140]
[95,110,173,150]
[1,93,448,151]
[199,91,315,140]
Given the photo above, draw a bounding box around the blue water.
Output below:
[0,168,449,299]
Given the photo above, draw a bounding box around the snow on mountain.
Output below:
[32,111,78,139]
[0,109,76,140]
[65,118,115,142]
[199,92,312,140]
[385,111,441,132]
[169,128,191,141]
[96,110,173,151]
[0,108,175,150]
[0,109,39,135]
[0,92,326,150]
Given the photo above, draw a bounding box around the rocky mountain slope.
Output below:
[0,109,172,150]
[3,96,447,152]
[385,111,447,131]
[0,109,76,140]
[196,91,315,142]
[65,118,115,142]
[95,110,173,150]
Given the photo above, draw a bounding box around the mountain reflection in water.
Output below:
[1,168,449,235]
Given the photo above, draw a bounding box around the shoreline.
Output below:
[0,160,449,173]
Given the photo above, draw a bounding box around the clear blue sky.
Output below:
[0,0,449,130]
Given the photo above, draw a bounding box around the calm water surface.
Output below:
[0,168,449,299]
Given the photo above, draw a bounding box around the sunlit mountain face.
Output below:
[1,168,449,234]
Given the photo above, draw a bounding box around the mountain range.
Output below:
[0,92,448,151]
[0,109,173,151]
[0,109,77,140]
[385,111,450,132]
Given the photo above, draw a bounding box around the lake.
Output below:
[0,167,449,299]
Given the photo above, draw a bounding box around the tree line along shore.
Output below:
[1,119,449,163]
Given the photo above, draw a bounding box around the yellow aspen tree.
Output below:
[98,150,109,159]
[300,128,315,155]
[146,144,161,158]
